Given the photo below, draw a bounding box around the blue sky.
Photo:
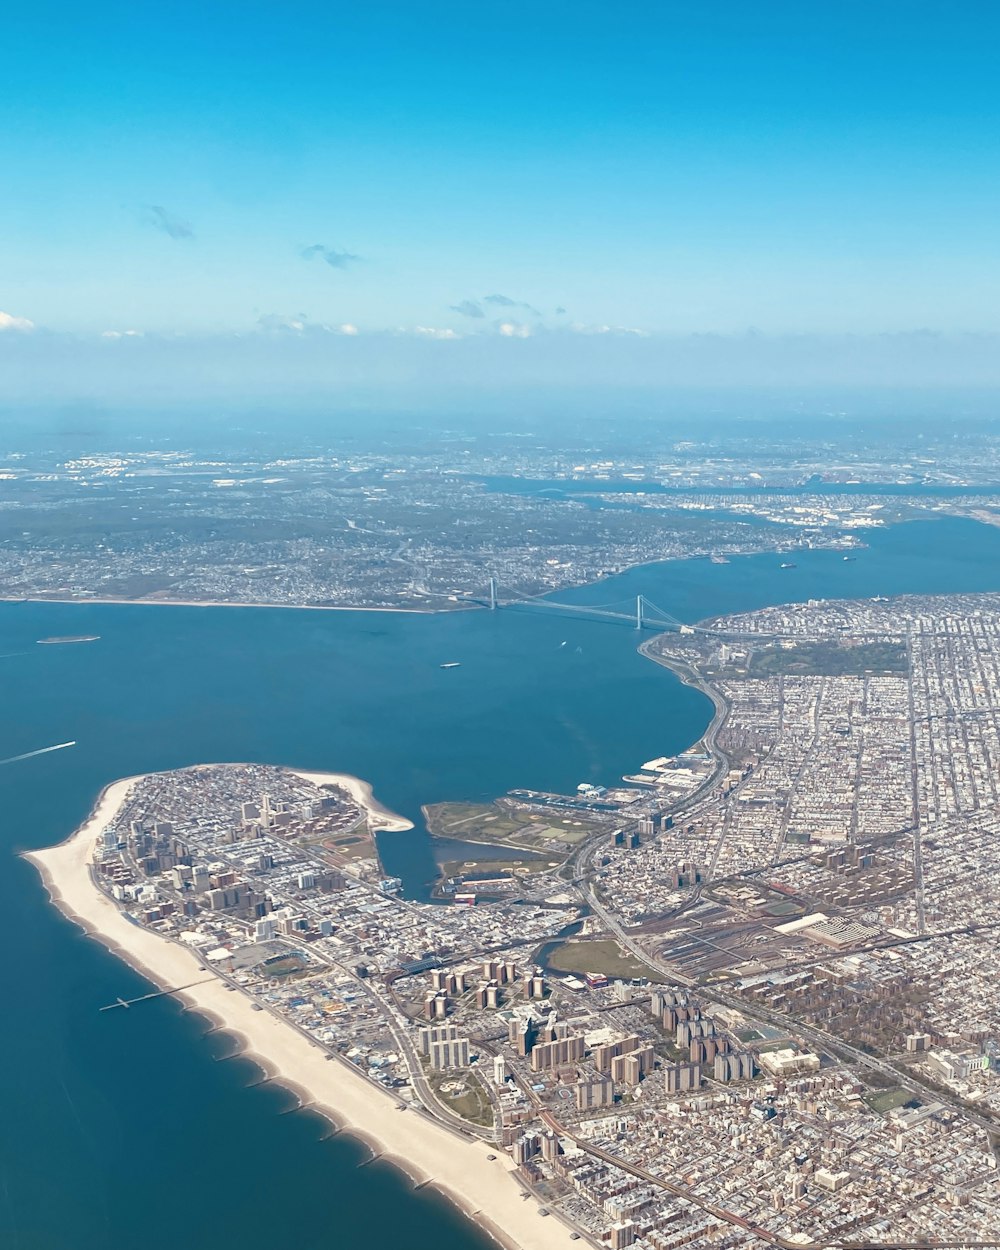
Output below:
[3,1,1000,392]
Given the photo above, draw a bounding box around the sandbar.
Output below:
[25,774,575,1250]
[292,768,414,833]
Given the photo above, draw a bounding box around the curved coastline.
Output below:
[24,772,576,1250]
[637,635,734,801]
[291,768,414,833]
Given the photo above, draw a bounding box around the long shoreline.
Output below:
[0,534,862,619]
[638,637,734,802]
[24,773,579,1250]
[0,595,458,615]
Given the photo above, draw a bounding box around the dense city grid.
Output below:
[83,591,1000,1248]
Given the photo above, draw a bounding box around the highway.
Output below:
[581,882,1000,1140]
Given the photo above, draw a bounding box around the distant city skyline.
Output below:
[4,1,1000,393]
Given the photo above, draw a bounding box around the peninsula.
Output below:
[28,591,1000,1249]
[27,767,578,1250]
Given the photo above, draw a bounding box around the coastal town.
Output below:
[6,422,1000,610]
[30,590,1000,1250]
[15,8,1000,1250]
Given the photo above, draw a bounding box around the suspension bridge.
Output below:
[461,577,788,641]
[464,577,732,636]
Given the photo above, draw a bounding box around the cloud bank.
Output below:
[5,326,1000,403]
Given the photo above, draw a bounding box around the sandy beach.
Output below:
[25,775,574,1250]
[292,769,414,833]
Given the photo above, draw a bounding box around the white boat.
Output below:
[440,661,461,669]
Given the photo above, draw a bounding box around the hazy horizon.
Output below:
[7,330,1000,407]
[6,1,1000,401]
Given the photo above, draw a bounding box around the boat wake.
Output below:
[0,741,77,767]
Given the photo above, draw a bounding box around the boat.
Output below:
[779,562,796,569]
[440,661,461,669]
[842,555,856,562]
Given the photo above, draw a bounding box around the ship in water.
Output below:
[843,555,856,561]
[779,562,796,569]
[440,661,461,669]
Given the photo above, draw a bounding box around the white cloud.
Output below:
[0,311,35,332]
[498,322,531,338]
[412,326,461,340]
[256,314,361,336]
[569,322,649,337]
[256,313,306,333]
[100,329,143,339]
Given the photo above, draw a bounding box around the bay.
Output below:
[2,515,1000,1250]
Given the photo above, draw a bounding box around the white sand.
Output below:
[26,776,574,1250]
[292,769,413,833]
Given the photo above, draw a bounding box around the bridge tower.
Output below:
[488,577,498,610]
[636,595,644,630]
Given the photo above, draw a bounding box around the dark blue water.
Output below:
[544,515,1000,620]
[3,515,1000,1250]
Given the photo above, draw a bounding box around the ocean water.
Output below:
[3,515,1000,1250]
